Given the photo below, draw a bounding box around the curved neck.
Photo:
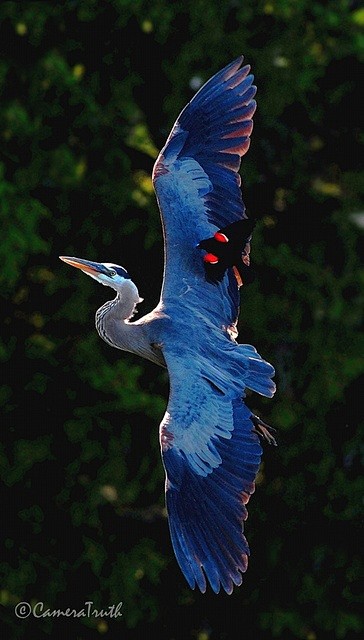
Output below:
[95,280,141,349]
[94,281,163,367]
[110,279,142,321]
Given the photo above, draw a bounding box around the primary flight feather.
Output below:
[60,55,276,594]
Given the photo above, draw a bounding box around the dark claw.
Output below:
[251,414,277,446]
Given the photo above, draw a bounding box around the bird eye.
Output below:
[109,269,117,277]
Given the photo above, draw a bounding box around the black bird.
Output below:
[198,218,256,284]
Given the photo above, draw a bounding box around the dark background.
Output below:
[1,1,363,638]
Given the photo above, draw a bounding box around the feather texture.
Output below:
[153,56,256,333]
[63,57,276,595]
[149,57,275,593]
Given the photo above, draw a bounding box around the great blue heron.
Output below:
[60,56,276,595]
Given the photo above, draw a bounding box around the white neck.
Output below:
[94,279,164,367]
[114,279,142,320]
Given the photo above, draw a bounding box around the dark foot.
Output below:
[252,414,277,446]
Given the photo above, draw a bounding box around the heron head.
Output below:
[59,256,132,293]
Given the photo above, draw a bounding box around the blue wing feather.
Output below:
[157,328,274,593]
[162,396,262,594]
[153,56,256,333]
[151,57,275,594]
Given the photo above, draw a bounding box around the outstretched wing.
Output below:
[159,340,273,594]
[151,59,275,592]
[152,56,256,336]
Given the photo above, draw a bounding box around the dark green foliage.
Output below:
[1,1,363,638]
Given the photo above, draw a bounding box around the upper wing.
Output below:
[159,339,273,594]
[152,56,256,336]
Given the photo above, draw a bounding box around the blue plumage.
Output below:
[152,55,275,593]
[163,399,261,594]
[61,56,276,596]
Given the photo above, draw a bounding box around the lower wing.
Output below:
[159,340,274,594]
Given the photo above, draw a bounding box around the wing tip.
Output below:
[229,54,245,70]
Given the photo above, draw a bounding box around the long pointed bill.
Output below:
[59,256,111,276]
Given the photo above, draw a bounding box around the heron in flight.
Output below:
[60,56,276,595]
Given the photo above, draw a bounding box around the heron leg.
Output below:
[251,414,277,446]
